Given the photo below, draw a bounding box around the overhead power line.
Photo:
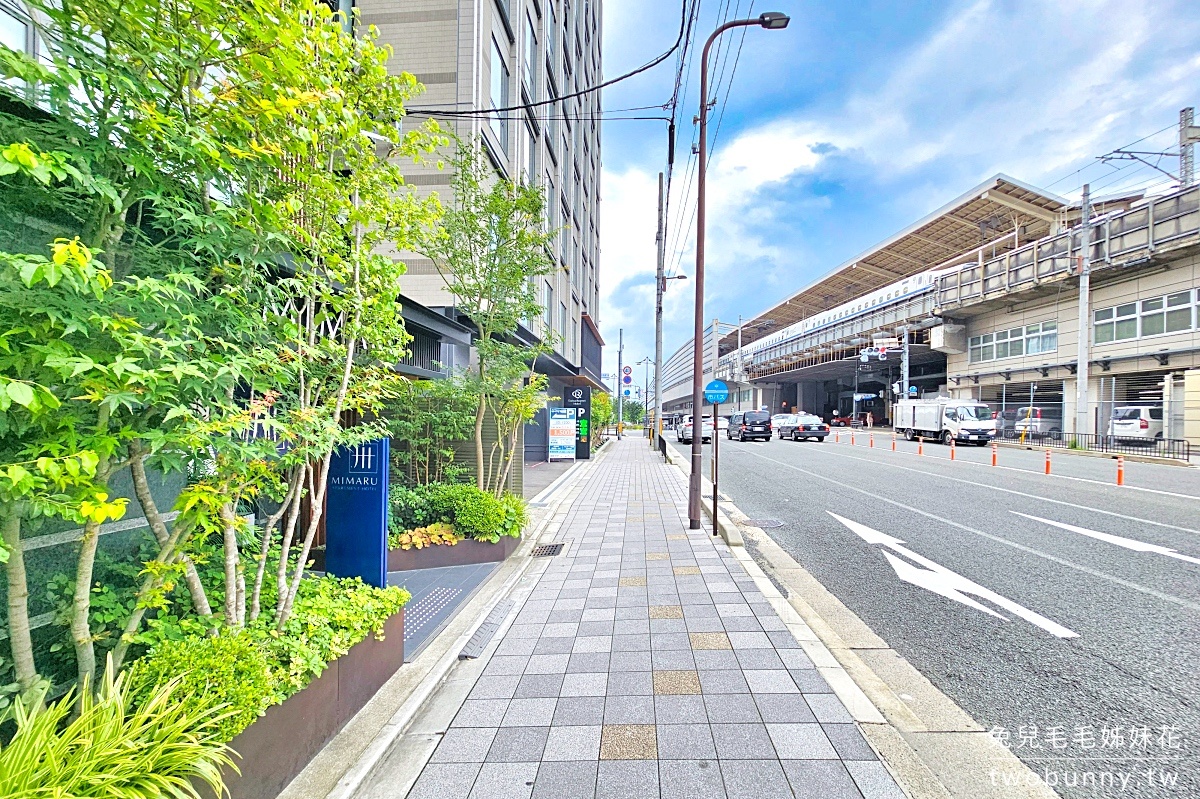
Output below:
[407,0,692,117]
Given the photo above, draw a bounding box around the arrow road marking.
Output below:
[829,512,1079,639]
[1012,512,1200,566]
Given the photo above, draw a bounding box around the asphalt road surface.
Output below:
[668,431,1200,799]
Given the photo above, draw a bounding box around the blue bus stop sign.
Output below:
[704,380,729,404]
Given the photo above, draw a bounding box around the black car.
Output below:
[779,413,829,442]
[728,410,772,441]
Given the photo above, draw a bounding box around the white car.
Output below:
[1108,406,1164,442]
[676,415,713,444]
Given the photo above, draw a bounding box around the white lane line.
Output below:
[781,444,1200,537]
[818,437,1200,502]
[746,450,1200,613]
[830,512,1078,638]
[1012,512,1200,566]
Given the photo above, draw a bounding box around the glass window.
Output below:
[524,118,537,179]
[543,282,553,334]
[1,7,27,52]
[490,38,509,150]
[523,13,537,99]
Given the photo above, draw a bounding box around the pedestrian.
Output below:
[866,412,874,429]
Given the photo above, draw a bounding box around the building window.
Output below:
[524,118,537,179]
[559,302,567,338]
[543,282,553,335]
[490,37,509,151]
[1,6,27,53]
[571,315,578,362]
[969,321,1057,363]
[1095,290,1193,343]
[523,12,537,100]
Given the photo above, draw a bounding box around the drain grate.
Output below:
[741,519,784,529]
[532,542,565,557]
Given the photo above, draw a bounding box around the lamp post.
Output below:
[636,357,652,433]
[689,11,791,529]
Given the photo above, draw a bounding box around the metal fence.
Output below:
[1006,431,1190,461]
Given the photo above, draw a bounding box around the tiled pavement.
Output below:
[403,438,905,799]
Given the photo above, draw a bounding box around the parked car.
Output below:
[773,414,798,439]
[1108,406,1164,442]
[1013,406,1064,439]
[676,415,712,444]
[992,408,1020,439]
[830,411,871,427]
[728,410,772,441]
[780,413,829,442]
[716,416,730,432]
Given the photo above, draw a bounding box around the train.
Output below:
[742,266,957,361]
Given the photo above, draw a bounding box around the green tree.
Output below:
[622,400,645,425]
[0,0,441,692]
[591,392,613,442]
[418,141,558,495]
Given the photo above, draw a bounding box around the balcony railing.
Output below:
[937,185,1200,307]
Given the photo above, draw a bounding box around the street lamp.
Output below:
[690,11,791,529]
[635,356,652,431]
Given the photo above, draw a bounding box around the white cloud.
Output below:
[601,0,1200,371]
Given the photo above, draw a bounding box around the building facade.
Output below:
[361,0,605,460]
[936,184,1200,444]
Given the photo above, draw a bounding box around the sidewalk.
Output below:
[359,437,906,799]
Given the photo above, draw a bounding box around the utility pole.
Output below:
[617,328,624,440]
[1182,107,1198,188]
[736,315,744,412]
[654,171,665,448]
[1074,184,1092,436]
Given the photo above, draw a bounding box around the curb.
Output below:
[663,453,743,546]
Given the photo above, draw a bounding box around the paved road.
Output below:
[668,432,1200,799]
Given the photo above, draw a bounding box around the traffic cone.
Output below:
[1116,456,1125,486]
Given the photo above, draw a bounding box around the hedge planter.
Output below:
[311,536,520,574]
[387,535,521,571]
[216,611,405,799]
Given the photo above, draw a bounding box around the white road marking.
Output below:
[768,444,1200,537]
[1012,512,1200,566]
[745,450,1200,613]
[829,512,1078,638]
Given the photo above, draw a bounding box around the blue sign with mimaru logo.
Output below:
[324,438,389,588]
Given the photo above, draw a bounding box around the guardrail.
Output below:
[1004,430,1190,461]
[938,185,1200,307]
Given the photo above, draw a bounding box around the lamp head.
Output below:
[758,11,790,29]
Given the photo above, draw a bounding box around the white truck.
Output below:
[892,398,997,446]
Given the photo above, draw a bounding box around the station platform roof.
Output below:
[721,174,1068,354]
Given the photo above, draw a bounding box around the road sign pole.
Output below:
[713,401,719,538]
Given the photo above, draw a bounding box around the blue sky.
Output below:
[597,0,1200,385]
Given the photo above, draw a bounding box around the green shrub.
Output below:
[498,493,528,539]
[0,664,234,799]
[128,629,274,743]
[426,484,504,541]
[255,576,410,698]
[387,484,437,535]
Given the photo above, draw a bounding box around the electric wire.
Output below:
[406,0,692,117]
